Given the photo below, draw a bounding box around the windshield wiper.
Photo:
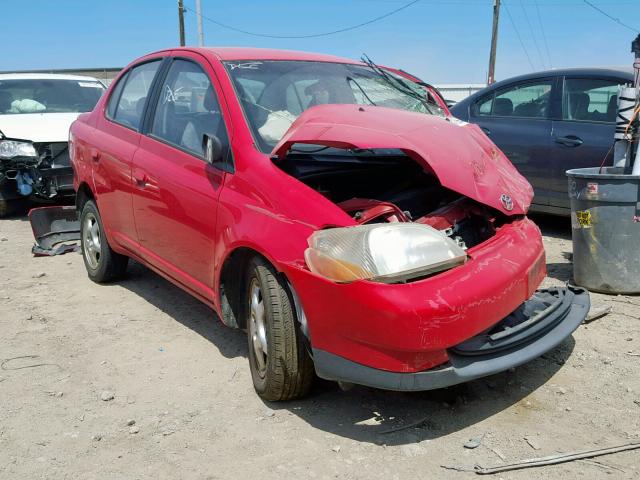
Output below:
[360,54,435,114]
[346,76,377,106]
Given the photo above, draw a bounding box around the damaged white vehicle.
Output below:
[0,73,105,216]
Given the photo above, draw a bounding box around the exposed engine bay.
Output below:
[277,148,509,250]
[0,140,73,200]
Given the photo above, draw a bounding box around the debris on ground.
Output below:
[100,391,115,402]
[380,416,431,434]
[584,305,612,323]
[442,441,640,475]
[524,436,541,450]
[464,435,485,449]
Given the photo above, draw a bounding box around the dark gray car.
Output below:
[450,68,633,215]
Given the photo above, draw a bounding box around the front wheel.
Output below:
[246,257,314,401]
[80,200,128,282]
[0,198,22,218]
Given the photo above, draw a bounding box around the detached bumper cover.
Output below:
[29,206,80,256]
[313,287,589,391]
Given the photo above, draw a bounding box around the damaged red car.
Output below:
[69,48,590,401]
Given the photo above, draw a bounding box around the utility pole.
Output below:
[178,0,186,47]
[487,0,501,85]
[196,0,205,47]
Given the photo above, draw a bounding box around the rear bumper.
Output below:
[313,287,589,391]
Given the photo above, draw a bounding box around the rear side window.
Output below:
[474,80,552,118]
[150,59,230,159]
[106,72,128,118]
[108,60,161,130]
[563,78,624,123]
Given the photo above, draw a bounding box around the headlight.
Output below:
[305,223,467,283]
[0,140,38,159]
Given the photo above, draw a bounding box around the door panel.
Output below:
[92,116,140,249]
[470,79,555,207]
[549,121,614,208]
[131,138,225,298]
[548,76,625,209]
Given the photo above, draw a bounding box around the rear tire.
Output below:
[246,257,314,401]
[80,200,128,282]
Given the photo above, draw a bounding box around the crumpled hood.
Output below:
[0,113,80,143]
[271,104,533,215]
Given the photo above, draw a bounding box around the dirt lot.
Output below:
[0,208,639,479]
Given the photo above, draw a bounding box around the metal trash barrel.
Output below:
[566,166,640,294]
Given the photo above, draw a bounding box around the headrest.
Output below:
[203,87,217,111]
[493,97,513,116]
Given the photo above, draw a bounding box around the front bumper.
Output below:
[285,218,547,372]
[313,286,589,391]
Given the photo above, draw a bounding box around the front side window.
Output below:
[0,78,104,115]
[475,80,552,118]
[110,60,161,130]
[563,78,624,123]
[150,59,229,159]
[224,60,443,152]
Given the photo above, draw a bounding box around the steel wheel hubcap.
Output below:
[249,279,268,377]
[83,212,101,269]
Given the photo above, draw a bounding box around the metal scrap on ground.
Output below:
[441,441,640,475]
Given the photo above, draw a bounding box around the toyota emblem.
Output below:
[500,194,513,211]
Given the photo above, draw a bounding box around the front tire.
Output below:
[0,198,21,218]
[80,200,128,282]
[246,257,313,401]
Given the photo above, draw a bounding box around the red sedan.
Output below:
[69,47,589,400]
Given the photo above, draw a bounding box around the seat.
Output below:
[493,98,513,116]
[180,87,223,155]
[606,94,618,122]
[568,92,589,120]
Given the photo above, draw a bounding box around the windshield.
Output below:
[0,79,105,115]
[224,60,443,152]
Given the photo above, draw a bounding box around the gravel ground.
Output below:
[0,207,639,479]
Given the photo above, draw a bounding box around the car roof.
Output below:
[172,47,360,64]
[452,67,634,108]
[493,67,633,86]
[0,73,103,82]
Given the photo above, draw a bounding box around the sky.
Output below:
[1,0,638,84]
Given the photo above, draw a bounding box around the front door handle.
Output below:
[481,126,491,136]
[555,135,583,147]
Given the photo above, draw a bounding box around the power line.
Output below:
[185,0,421,39]
[503,0,536,71]
[582,0,639,33]
[519,0,546,69]
[533,0,553,68]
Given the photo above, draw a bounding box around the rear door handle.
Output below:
[555,135,583,147]
[480,126,491,136]
[90,148,101,162]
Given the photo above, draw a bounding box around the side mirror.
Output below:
[203,134,223,165]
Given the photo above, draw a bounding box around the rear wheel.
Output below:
[80,200,128,282]
[246,257,314,401]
